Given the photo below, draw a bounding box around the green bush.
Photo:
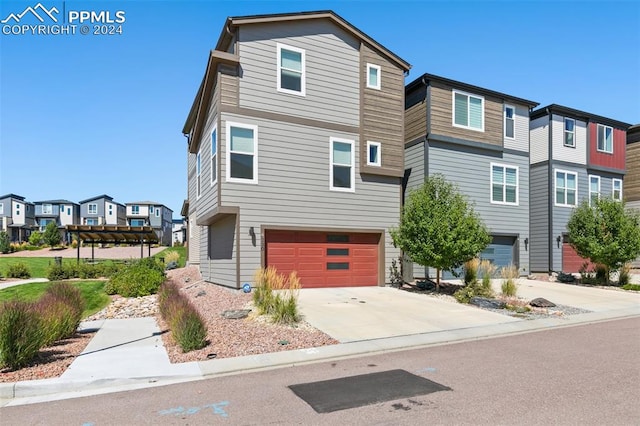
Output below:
[47,263,76,280]
[252,267,301,324]
[6,262,31,279]
[29,231,43,246]
[107,259,165,297]
[622,283,640,291]
[0,301,43,369]
[454,279,495,304]
[500,265,519,297]
[618,263,631,286]
[0,231,10,254]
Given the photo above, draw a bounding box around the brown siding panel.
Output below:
[361,43,405,176]
[405,102,426,142]
[429,82,503,147]
[219,65,238,107]
[626,141,640,202]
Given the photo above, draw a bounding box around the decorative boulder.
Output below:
[470,297,506,309]
[165,261,178,270]
[221,309,252,319]
[529,297,556,308]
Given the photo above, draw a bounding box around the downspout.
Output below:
[547,107,553,274]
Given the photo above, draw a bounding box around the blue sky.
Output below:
[1,0,638,216]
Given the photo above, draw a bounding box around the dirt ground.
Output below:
[0,246,166,259]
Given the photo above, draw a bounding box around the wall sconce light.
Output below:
[524,238,529,251]
[556,235,562,248]
[249,227,255,237]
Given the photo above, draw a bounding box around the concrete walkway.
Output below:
[0,278,48,290]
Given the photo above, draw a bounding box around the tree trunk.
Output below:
[436,268,441,292]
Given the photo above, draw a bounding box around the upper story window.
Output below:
[504,105,515,139]
[589,175,600,205]
[612,179,622,201]
[67,207,71,215]
[196,151,202,197]
[131,205,140,215]
[131,219,145,227]
[155,207,160,217]
[108,204,113,215]
[491,163,518,205]
[277,43,305,96]
[453,90,484,131]
[564,118,575,147]
[367,141,381,167]
[226,122,258,184]
[150,206,154,214]
[330,138,355,192]
[597,124,613,153]
[555,170,577,207]
[15,204,20,215]
[211,125,218,185]
[366,64,381,90]
[42,203,53,215]
[88,203,97,215]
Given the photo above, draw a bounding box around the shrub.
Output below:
[107,259,165,297]
[46,282,85,320]
[0,301,43,369]
[252,267,301,324]
[43,221,61,248]
[0,231,10,254]
[454,275,495,304]
[37,296,78,345]
[463,258,479,285]
[622,283,640,291]
[29,231,43,246]
[158,281,207,352]
[618,263,631,286]
[388,257,403,288]
[163,250,180,266]
[500,264,519,297]
[6,262,31,279]
[595,264,608,284]
[479,259,497,290]
[558,272,576,283]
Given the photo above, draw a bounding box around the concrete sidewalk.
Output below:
[0,278,48,290]
[1,279,639,406]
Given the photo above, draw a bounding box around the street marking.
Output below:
[158,401,230,418]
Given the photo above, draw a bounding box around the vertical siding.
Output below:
[551,114,587,165]
[219,113,400,287]
[238,20,360,126]
[405,101,426,142]
[530,115,549,164]
[205,214,237,287]
[626,140,640,202]
[588,124,626,170]
[503,104,530,152]
[529,164,549,272]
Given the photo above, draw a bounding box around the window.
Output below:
[67,207,71,215]
[612,179,622,201]
[589,175,600,205]
[196,151,202,197]
[86,218,98,225]
[504,105,515,139]
[277,43,305,96]
[88,203,97,215]
[330,138,355,191]
[564,118,575,147]
[453,90,484,131]
[367,141,381,167]
[226,122,258,183]
[327,262,349,270]
[597,124,613,153]
[108,205,113,215]
[155,208,160,217]
[555,170,578,207]
[366,63,381,90]
[327,248,349,256]
[42,203,53,215]
[131,205,140,215]
[211,125,218,185]
[150,206,154,214]
[130,219,145,226]
[491,164,519,205]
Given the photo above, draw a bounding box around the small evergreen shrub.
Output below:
[0,231,10,254]
[6,262,31,279]
[454,277,495,304]
[107,259,165,297]
[0,301,43,369]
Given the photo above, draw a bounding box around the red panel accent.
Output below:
[562,243,594,273]
[265,230,379,288]
[588,123,626,171]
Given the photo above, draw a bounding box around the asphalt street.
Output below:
[1,317,639,425]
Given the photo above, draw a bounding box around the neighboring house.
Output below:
[625,124,640,268]
[529,105,631,273]
[182,11,410,288]
[404,74,538,279]
[0,194,36,242]
[172,218,186,245]
[78,194,126,226]
[33,199,80,244]
[125,201,173,246]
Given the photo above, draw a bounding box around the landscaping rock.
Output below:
[470,297,506,309]
[165,261,178,270]
[529,297,556,308]
[221,309,252,319]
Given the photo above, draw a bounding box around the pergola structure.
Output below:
[65,225,159,262]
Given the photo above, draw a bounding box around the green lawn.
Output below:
[0,257,78,278]
[155,246,187,267]
[0,280,110,317]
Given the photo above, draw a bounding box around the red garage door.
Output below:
[265,230,379,288]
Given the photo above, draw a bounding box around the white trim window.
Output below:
[131,205,140,215]
[330,138,355,192]
[555,170,578,207]
[155,207,160,217]
[211,125,218,185]
[196,151,202,198]
[86,218,98,226]
[366,63,381,90]
[612,178,623,201]
[277,43,305,96]
[88,203,98,215]
[367,141,381,167]
[42,203,53,215]
[597,124,613,153]
[453,90,484,131]
[150,206,154,214]
[564,118,575,147]
[588,175,600,206]
[491,163,519,205]
[226,122,258,184]
[504,105,515,139]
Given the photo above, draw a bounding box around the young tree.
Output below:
[29,231,43,246]
[0,231,10,254]
[43,221,62,249]
[567,198,640,283]
[392,174,491,291]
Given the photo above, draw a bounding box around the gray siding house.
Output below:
[125,201,174,246]
[183,11,411,288]
[0,194,36,242]
[529,105,630,273]
[404,74,538,278]
[79,194,126,226]
[33,199,80,243]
